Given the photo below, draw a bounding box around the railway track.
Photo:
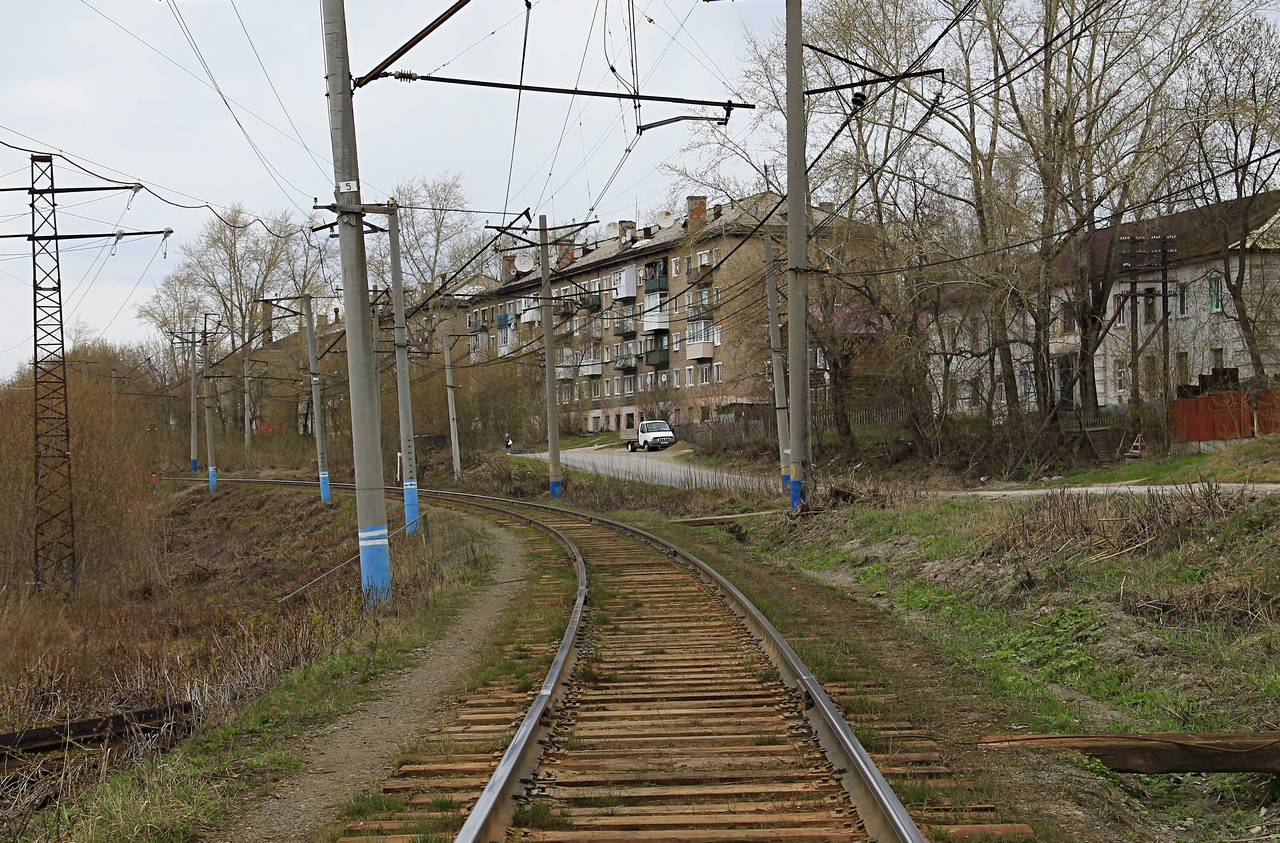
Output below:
[167,478,1033,841]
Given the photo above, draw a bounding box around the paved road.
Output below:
[527,447,776,491]
[526,448,1280,500]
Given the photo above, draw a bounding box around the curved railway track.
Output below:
[170,478,1032,842]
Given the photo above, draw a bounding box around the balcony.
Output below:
[685,340,715,360]
[642,309,669,333]
[576,293,602,312]
[644,275,668,294]
[615,317,636,336]
[555,365,574,380]
[687,303,715,321]
[690,264,713,286]
[496,313,512,327]
[614,354,638,371]
[468,319,488,333]
[644,348,670,368]
[613,265,638,300]
[578,361,603,377]
[520,307,540,324]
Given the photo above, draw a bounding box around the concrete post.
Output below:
[321,0,391,601]
[304,295,331,502]
[540,215,562,497]
[764,236,791,491]
[189,329,198,472]
[443,331,463,481]
[388,203,420,534]
[785,0,810,508]
[202,327,217,492]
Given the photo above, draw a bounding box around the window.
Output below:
[672,258,680,277]
[713,326,722,346]
[699,364,711,385]
[714,362,723,383]
[1143,288,1157,324]
[1177,284,1188,317]
[605,379,612,397]
[686,365,694,387]
[686,292,694,309]
[1116,362,1128,393]
[613,376,621,395]
[602,344,611,362]
[1114,294,1126,326]
[592,379,601,399]
[672,296,679,314]
[674,368,682,388]
[713,248,720,263]
[1212,347,1225,370]
[623,375,636,395]
[660,371,668,388]
[673,332,682,351]
[1209,274,1224,313]
[1176,351,1190,387]
[713,286,722,304]
[648,372,656,390]
[697,249,711,267]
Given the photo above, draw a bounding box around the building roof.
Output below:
[1060,191,1280,279]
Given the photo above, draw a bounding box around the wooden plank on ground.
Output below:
[979,732,1280,773]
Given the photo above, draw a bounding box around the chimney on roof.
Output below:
[503,254,517,281]
[334,307,341,324]
[712,204,723,221]
[618,220,636,243]
[558,244,577,270]
[687,196,707,227]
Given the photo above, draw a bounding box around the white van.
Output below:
[626,420,677,452]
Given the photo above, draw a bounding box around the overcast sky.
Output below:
[0,0,777,376]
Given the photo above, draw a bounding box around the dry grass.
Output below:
[982,483,1252,562]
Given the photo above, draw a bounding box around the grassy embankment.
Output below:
[5,484,495,843]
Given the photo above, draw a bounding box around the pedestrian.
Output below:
[504,433,514,455]
[150,472,160,496]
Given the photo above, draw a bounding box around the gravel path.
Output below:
[204,513,530,843]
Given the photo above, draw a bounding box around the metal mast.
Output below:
[30,154,76,596]
[785,0,811,508]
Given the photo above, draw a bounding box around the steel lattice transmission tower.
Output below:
[30,154,77,596]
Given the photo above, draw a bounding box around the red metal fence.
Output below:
[1169,391,1254,442]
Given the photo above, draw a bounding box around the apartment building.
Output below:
[463,194,792,433]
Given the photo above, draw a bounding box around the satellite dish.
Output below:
[655,210,676,229]
[605,222,619,239]
[515,252,535,273]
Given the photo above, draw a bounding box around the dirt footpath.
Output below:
[204,516,530,843]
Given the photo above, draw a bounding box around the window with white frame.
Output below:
[647,372,656,391]
[699,364,711,385]
[688,321,710,343]
[660,371,668,388]
[697,249,711,266]
[713,286,721,304]
[714,362,723,383]
[1209,273,1224,313]
[672,257,680,277]
[686,365,694,387]
[1114,295,1126,326]
[674,368,682,388]
[623,375,635,395]
[713,326,722,346]
[672,332,682,351]
[672,295,679,314]
[592,379,601,398]
[613,376,621,395]
[603,344,611,362]
[605,379,612,397]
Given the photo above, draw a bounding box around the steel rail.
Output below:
[164,476,924,842]
[424,490,928,843]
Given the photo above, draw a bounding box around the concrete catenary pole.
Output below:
[387,203,420,535]
[785,0,810,508]
[539,215,563,497]
[321,0,391,601]
[202,325,217,493]
[243,353,251,454]
[303,294,331,502]
[189,328,198,472]
[442,331,463,481]
[764,236,791,491]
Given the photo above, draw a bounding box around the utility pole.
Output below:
[321,0,391,601]
[202,317,218,493]
[1123,236,1143,415]
[785,0,809,508]
[189,328,198,472]
[1159,235,1177,406]
[442,331,463,481]
[387,202,420,535]
[303,294,331,502]
[764,236,790,491]
[539,214,562,498]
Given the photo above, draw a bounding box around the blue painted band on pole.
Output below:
[782,472,791,492]
[549,479,563,498]
[190,459,198,472]
[319,470,331,503]
[209,466,217,493]
[403,479,420,536]
[358,524,392,602]
[790,478,802,509]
